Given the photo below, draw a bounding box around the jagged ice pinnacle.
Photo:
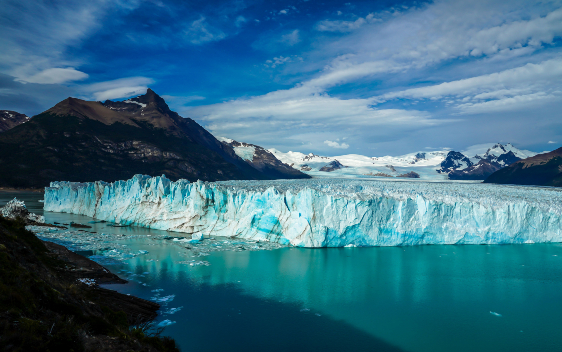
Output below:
[44,175,562,247]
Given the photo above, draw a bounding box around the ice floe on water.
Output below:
[156,319,176,327]
[44,174,562,247]
[27,225,150,262]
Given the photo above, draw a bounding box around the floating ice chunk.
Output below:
[192,233,203,241]
[157,319,176,327]
[151,294,175,303]
[163,306,183,315]
[490,311,502,317]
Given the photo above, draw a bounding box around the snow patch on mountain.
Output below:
[123,99,147,108]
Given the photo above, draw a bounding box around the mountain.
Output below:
[217,137,309,179]
[269,149,449,179]
[437,151,473,174]
[446,143,536,180]
[270,143,537,180]
[0,89,272,188]
[0,110,30,132]
[484,147,562,186]
[319,160,345,172]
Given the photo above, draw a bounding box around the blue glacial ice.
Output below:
[43,174,562,247]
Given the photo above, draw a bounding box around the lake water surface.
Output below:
[3,191,562,351]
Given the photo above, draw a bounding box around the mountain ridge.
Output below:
[0,89,303,187]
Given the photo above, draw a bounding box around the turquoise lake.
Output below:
[3,190,562,351]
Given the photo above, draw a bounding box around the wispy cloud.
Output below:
[81,77,154,101]
[0,0,113,83]
[16,67,89,84]
[184,17,227,45]
[315,14,379,32]
[280,30,301,46]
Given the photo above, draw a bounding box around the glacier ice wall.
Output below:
[44,175,562,247]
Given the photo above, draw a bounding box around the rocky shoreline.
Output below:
[0,199,179,351]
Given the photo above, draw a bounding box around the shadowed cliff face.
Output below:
[485,147,562,186]
[0,89,277,188]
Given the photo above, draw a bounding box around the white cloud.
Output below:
[280,30,300,46]
[380,58,562,101]
[456,92,558,114]
[0,0,117,83]
[16,67,88,84]
[324,140,349,149]
[375,57,562,114]
[279,9,288,15]
[188,85,448,152]
[81,76,154,101]
[184,17,226,44]
[548,141,557,144]
[315,14,378,32]
[264,56,302,68]
[93,86,148,101]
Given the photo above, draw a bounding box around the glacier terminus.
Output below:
[44,175,562,247]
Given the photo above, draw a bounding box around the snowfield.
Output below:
[268,143,537,180]
[44,175,562,248]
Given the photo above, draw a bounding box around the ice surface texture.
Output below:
[44,175,562,247]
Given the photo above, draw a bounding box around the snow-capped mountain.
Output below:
[437,152,473,174]
[448,143,537,180]
[218,137,309,179]
[269,143,538,180]
[0,110,30,132]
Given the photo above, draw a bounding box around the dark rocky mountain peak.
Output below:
[0,90,280,187]
[437,151,473,174]
[319,160,345,172]
[0,110,30,132]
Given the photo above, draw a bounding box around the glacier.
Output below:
[43,175,562,247]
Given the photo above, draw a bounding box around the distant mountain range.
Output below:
[0,89,307,188]
[269,143,538,181]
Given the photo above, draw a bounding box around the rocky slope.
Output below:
[0,89,271,188]
[218,138,309,179]
[484,147,562,186]
[0,110,30,132]
[0,208,178,351]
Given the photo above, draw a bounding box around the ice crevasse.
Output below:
[43,175,562,247]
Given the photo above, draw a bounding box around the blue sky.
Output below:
[1,0,562,156]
